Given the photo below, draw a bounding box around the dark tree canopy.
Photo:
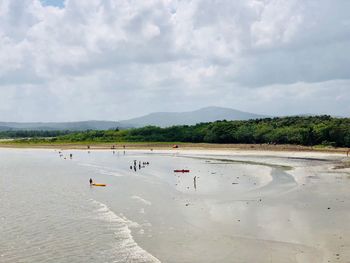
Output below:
[18,115,349,147]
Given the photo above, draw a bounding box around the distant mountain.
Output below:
[119,106,268,128]
[0,121,124,131]
[0,107,268,131]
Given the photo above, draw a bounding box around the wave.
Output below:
[131,196,152,206]
[91,200,160,263]
[79,162,125,177]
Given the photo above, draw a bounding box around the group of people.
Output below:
[130,160,150,171]
[56,150,73,160]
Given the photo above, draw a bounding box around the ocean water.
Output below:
[0,149,164,263]
[1,149,349,263]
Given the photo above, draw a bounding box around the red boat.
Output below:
[174,169,190,173]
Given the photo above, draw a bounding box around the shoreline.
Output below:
[0,142,349,154]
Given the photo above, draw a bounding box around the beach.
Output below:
[0,142,349,154]
[0,148,349,262]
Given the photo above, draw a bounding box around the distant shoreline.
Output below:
[0,142,348,154]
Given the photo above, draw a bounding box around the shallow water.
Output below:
[0,149,162,263]
[0,149,349,263]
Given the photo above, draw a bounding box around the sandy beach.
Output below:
[0,141,349,154]
[1,148,350,262]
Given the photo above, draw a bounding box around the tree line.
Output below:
[44,116,350,147]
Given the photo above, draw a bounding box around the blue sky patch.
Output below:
[40,0,65,8]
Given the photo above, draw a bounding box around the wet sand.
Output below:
[1,148,350,262]
[0,141,349,155]
[131,149,350,263]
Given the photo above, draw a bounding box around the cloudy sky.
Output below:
[0,0,349,122]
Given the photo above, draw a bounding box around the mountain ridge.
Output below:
[0,120,122,131]
[0,107,268,130]
[119,106,268,128]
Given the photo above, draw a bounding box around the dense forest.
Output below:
[20,116,350,147]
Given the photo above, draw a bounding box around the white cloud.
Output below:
[0,0,349,121]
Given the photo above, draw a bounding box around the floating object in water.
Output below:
[92,183,107,187]
[174,169,190,173]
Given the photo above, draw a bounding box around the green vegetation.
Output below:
[7,116,350,147]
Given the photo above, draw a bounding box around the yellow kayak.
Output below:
[92,183,107,187]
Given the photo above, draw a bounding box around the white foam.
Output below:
[79,163,101,169]
[98,169,124,177]
[79,162,124,177]
[91,200,160,263]
[131,196,152,206]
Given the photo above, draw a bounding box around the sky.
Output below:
[0,0,349,122]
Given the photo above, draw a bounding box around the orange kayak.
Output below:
[92,183,107,187]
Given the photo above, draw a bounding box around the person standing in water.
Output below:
[89,178,93,185]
